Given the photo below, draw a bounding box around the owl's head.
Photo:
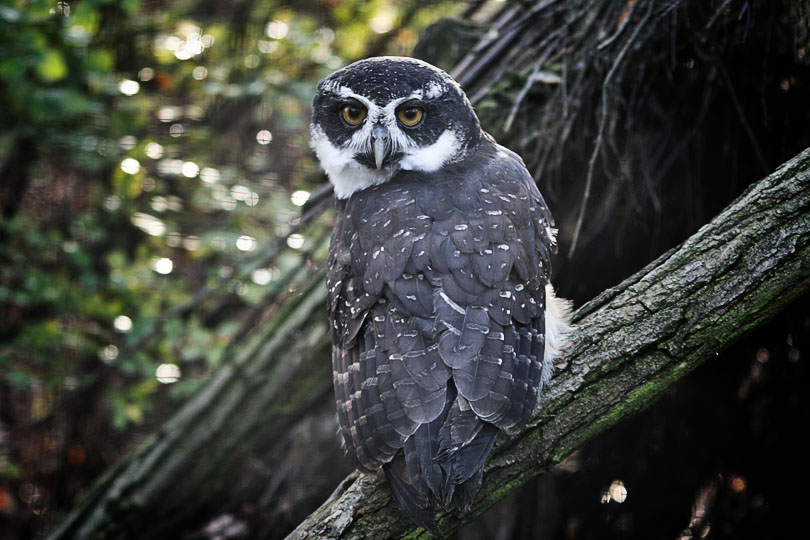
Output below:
[310,56,481,199]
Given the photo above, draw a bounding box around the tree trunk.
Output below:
[286,147,810,539]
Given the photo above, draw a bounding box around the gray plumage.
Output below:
[312,57,565,534]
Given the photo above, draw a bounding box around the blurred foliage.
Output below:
[0,0,460,534]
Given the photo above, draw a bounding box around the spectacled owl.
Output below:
[310,56,572,534]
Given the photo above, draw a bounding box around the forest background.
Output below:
[1,1,809,539]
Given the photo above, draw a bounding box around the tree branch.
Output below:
[285,147,810,539]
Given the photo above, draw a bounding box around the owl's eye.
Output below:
[341,104,367,126]
[397,106,424,127]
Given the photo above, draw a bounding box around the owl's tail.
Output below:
[383,383,500,536]
[384,457,441,535]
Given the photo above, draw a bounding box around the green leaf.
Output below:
[84,49,114,74]
[36,48,68,82]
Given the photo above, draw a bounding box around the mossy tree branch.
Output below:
[285,147,810,539]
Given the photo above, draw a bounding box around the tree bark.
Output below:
[285,147,810,539]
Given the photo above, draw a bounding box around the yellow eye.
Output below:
[397,106,424,127]
[341,104,367,126]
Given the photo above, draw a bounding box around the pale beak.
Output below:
[372,125,390,169]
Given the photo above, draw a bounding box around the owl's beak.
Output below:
[372,125,390,169]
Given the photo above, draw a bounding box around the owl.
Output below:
[310,56,571,534]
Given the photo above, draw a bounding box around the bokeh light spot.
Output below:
[104,195,121,212]
[119,79,140,96]
[99,344,119,363]
[287,234,305,250]
[152,257,173,274]
[132,212,166,236]
[265,20,289,39]
[200,167,220,183]
[236,235,257,251]
[244,191,260,206]
[290,190,310,207]
[256,130,273,145]
[730,476,746,493]
[114,315,133,333]
[183,236,200,251]
[182,161,200,178]
[158,106,178,122]
[369,13,395,34]
[119,135,138,150]
[251,268,272,285]
[156,363,181,384]
[145,142,164,159]
[120,158,141,174]
[601,480,628,504]
[231,185,250,201]
[258,40,279,54]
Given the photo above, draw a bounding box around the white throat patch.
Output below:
[310,124,394,199]
[399,130,459,172]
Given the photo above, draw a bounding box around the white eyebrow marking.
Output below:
[425,80,445,99]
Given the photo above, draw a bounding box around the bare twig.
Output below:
[503,42,559,132]
[568,4,653,257]
[717,59,770,174]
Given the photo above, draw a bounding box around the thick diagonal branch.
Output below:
[286,147,810,539]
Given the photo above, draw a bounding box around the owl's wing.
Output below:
[327,146,556,528]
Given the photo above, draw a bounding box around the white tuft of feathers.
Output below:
[542,283,574,386]
[424,80,446,99]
